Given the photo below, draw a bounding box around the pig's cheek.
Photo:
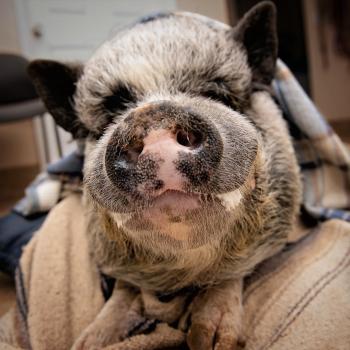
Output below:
[216,162,258,212]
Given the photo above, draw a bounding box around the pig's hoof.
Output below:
[187,312,243,350]
[186,280,244,350]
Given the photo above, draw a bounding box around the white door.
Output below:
[14,0,176,164]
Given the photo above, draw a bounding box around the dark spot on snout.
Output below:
[136,154,160,184]
[176,151,212,187]
[105,134,159,195]
[152,179,164,190]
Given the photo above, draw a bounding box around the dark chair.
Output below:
[0,53,62,162]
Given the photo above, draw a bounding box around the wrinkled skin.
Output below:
[28,2,301,349]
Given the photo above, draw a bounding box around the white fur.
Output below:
[110,212,132,227]
[216,189,242,211]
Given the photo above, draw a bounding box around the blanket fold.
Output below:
[1,195,349,349]
[15,195,104,350]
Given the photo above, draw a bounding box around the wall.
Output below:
[303,0,350,122]
[177,0,230,23]
[0,0,39,170]
[0,0,21,53]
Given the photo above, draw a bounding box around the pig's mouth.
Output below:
[134,188,220,214]
[109,188,237,245]
[137,187,242,212]
[149,189,201,208]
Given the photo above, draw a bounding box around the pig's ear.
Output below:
[233,1,277,85]
[28,59,89,138]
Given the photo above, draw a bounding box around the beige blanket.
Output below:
[1,195,349,349]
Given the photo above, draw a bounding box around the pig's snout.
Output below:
[141,128,205,193]
[104,102,223,196]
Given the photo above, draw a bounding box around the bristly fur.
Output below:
[28,0,301,310]
[84,91,300,293]
[31,5,300,290]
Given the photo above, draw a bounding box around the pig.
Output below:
[28,1,301,349]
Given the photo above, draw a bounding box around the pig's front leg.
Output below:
[187,279,244,350]
[72,280,146,350]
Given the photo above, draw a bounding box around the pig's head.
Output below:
[28,2,301,288]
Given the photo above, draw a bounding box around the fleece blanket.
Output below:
[0,195,349,349]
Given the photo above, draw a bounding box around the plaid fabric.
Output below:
[14,172,62,216]
[273,60,350,222]
[13,142,84,217]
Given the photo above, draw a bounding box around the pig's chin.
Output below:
[133,190,202,242]
[140,190,201,241]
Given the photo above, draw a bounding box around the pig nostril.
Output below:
[133,142,144,154]
[124,141,144,163]
[176,129,203,148]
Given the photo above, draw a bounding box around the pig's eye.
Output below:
[200,77,235,109]
[103,83,137,114]
[201,90,234,109]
